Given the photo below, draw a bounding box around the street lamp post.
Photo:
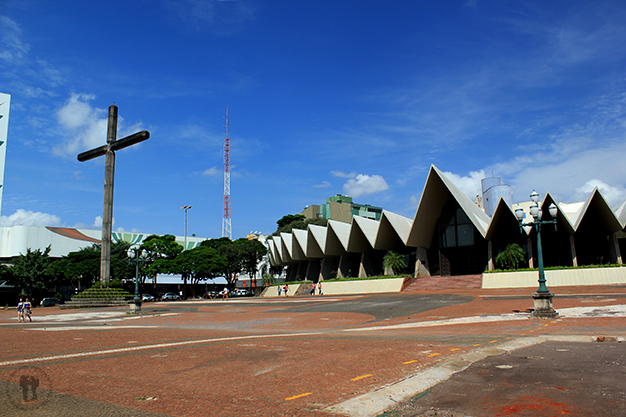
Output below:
[515,190,559,318]
[181,205,191,251]
[127,247,148,312]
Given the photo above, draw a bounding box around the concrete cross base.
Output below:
[530,292,558,319]
[129,300,143,313]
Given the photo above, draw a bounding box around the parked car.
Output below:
[234,289,253,297]
[141,294,155,302]
[40,297,57,307]
[161,292,181,301]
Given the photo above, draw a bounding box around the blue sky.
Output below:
[1,0,626,239]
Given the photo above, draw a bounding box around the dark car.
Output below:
[40,297,57,307]
[161,292,181,301]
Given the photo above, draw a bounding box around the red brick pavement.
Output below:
[0,286,624,416]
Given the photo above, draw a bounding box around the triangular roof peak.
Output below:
[326,220,350,254]
[407,165,490,247]
[570,187,622,232]
[348,216,378,252]
[376,210,413,249]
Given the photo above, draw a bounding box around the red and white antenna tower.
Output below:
[222,108,232,239]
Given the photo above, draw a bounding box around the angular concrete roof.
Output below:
[375,210,413,249]
[484,197,520,240]
[267,238,278,265]
[407,165,490,248]
[291,228,310,260]
[614,199,626,229]
[569,188,623,233]
[308,224,327,257]
[347,216,378,252]
[325,220,350,255]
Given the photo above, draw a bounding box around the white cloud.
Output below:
[442,170,485,200]
[53,93,107,157]
[52,93,144,158]
[573,179,626,207]
[0,209,62,227]
[331,170,356,178]
[343,174,389,198]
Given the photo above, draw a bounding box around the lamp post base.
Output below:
[530,292,558,319]
[129,300,143,313]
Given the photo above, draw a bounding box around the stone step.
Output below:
[403,274,483,291]
[60,298,131,309]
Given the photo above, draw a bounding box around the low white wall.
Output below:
[262,278,406,297]
[482,267,626,289]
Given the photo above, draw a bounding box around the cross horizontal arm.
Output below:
[111,130,150,152]
[77,144,108,162]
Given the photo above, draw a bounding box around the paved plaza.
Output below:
[1,286,625,416]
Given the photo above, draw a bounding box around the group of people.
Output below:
[17,298,32,323]
[310,282,323,296]
[277,284,289,296]
[275,282,323,297]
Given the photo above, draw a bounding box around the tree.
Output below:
[8,246,55,300]
[238,239,268,282]
[383,250,407,275]
[276,214,306,229]
[495,243,526,270]
[141,234,184,289]
[200,237,268,289]
[273,213,327,236]
[171,246,227,297]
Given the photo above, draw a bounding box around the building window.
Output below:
[439,208,474,248]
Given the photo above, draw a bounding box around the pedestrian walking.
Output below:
[318,282,323,296]
[284,284,289,297]
[17,298,24,323]
[221,288,229,300]
[310,282,316,295]
[23,298,32,322]
[277,286,282,296]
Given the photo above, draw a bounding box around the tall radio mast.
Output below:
[222,108,232,239]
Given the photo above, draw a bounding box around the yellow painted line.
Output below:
[285,392,312,401]
[544,324,549,327]
[505,337,512,340]
[489,340,498,343]
[450,348,460,351]
[529,330,535,332]
[351,374,372,381]
[403,360,418,364]
[427,353,440,357]
[551,320,556,323]
[520,333,526,335]
[472,343,481,347]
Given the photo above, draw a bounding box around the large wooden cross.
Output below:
[77,105,150,284]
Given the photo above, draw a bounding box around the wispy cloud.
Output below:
[162,0,256,35]
[313,180,331,188]
[0,16,29,65]
[331,170,356,178]
[203,166,221,176]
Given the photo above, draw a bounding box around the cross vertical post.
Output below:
[78,104,150,285]
[101,105,117,284]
